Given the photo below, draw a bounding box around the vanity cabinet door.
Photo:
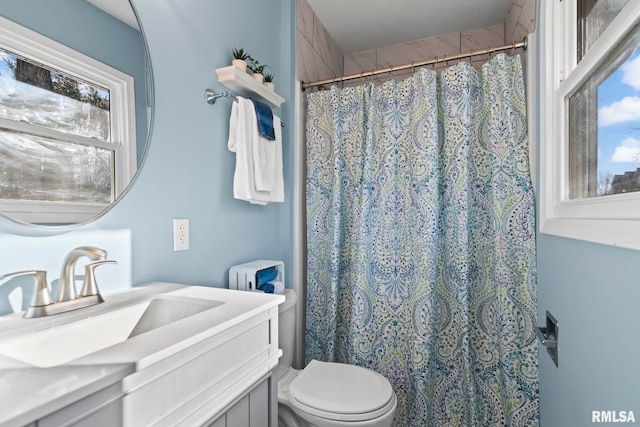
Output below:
[206,375,272,427]
[226,395,250,426]
[37,383,122,427]
[208,416,226,427]
[249,378,269,426]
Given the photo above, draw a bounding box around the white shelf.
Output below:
[215,66,285,108]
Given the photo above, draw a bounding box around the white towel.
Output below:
[227,97,284,204]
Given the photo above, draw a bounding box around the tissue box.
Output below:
[229,260,284,292]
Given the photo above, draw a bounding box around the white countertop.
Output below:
[0,282,285,427]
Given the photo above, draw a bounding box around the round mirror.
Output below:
[0,0,153,229]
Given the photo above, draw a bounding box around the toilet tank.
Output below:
[274,289,297,381]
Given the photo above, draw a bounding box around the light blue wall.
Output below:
[0,0,296,289]
[534,5,640,426]
[537,235,640,425]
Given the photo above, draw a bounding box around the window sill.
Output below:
[540,217,640,250]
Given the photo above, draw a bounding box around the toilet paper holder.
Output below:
[536,310,559,367]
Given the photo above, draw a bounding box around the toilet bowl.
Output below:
[274,290,396,427]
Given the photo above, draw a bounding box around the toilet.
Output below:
[274,289,397,427]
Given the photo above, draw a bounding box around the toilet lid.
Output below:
[289,360,394,416]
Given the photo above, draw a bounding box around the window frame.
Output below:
[0,15,136,224]
[539,0,640,250]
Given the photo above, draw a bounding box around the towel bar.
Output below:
[204,89,286,127]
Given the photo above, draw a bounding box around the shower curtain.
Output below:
[305,54,538,426]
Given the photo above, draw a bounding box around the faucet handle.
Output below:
[80,260,117,299]
[1,270,53,309]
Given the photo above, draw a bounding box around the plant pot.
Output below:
[232,59,247,72]
[263,82,275,91]
[252,73,264,84]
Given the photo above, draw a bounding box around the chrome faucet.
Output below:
[57,246,107,302]
[0,246,116,318]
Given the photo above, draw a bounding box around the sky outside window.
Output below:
[598,49,640,187]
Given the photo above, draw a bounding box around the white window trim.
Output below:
[0,15,136,224]
[539,1,640,250]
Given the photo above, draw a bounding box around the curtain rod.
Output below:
[301,38,527,90]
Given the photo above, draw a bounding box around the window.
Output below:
[539,1,640,249]
[0,16,136,224]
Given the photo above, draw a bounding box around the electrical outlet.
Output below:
[173,218,189,251]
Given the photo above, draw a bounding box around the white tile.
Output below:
[506,1,523,42]
[514,0,537,40]
[296,0,314,42]
[462,24,505,53]
[296,29,336,83]
[376,32,461,69]
[313,18,343,77]
[344,50,377,76]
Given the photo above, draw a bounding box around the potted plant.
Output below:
[248,61,270,83]
[263,73,275,91]
[231,48,253,72]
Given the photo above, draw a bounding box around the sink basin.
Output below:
[0,294,223,367]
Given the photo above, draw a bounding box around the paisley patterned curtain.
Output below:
[305,54,538,427]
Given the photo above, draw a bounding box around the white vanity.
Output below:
[0,283,284,426]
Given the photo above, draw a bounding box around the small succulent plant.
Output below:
[263,73,274,82]
[232,47,253,62]
[248,61,270,75]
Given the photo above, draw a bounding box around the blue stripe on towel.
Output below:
[250,98,276,141]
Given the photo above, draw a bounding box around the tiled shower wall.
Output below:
[296,0,343,85]
[506,0,537,44]
[296,0,536,85]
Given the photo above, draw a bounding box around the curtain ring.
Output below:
[511,41,516,56]
[433,56,438,70]
[444,55,448,68]
[370,69,375,84]
[486,46,492,59]
[388,65,393,80]
[411,61,415,74]
[469,49,474,63]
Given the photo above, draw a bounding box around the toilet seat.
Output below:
[287,360,396,422]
